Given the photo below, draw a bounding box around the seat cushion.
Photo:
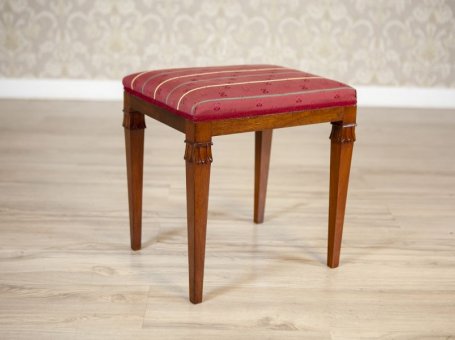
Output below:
[123,64,356,122]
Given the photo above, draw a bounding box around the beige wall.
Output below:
[1,0,454,87]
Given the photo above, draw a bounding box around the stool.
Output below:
[122,64,357,304]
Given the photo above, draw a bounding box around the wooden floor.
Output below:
[0,100,454,339]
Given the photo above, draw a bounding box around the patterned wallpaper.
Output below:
[1,0,454,87]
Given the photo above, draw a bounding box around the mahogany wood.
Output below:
[123,91,357,303]
[210,107,344,136]
[254,130,273,223]
[184,122,212,304]
[128,93,344,136]
[123,94,146,251]
[129,94,186,133]
[327,106,356,268]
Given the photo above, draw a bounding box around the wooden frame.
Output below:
[123,91,356,304]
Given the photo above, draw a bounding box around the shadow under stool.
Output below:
[122,64,357,304]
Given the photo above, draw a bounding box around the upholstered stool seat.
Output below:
[123,64,356,121]
[122,64,357,304]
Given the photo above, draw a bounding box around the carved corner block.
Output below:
[330,123,356,144]
[184,140,213,165]
[123,111,146,130]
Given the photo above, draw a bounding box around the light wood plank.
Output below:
[0,100,454,338]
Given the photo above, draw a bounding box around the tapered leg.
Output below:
[327,122,356,268]
[184,124,212,304]
[254,129,273,223]
[123,107,146,251]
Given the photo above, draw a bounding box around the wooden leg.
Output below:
[123,108,146,251]
[254,129,273,223]
[184,124,212,304]
[327,122,356,268]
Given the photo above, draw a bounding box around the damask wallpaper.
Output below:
[1,0,454,87]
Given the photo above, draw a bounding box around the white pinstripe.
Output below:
[190,86,353,115]
[152,67,285,99]
[176,77,322,110]
[130,71,149,90]
[164,70,304,104]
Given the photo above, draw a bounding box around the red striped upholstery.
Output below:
[123,65,356,122]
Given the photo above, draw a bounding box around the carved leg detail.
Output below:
[327,122,356,268]
[123,109,146,251]
[254,129,273,223]
[185,139,212,304]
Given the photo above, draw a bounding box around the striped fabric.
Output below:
[123,64,356,121]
